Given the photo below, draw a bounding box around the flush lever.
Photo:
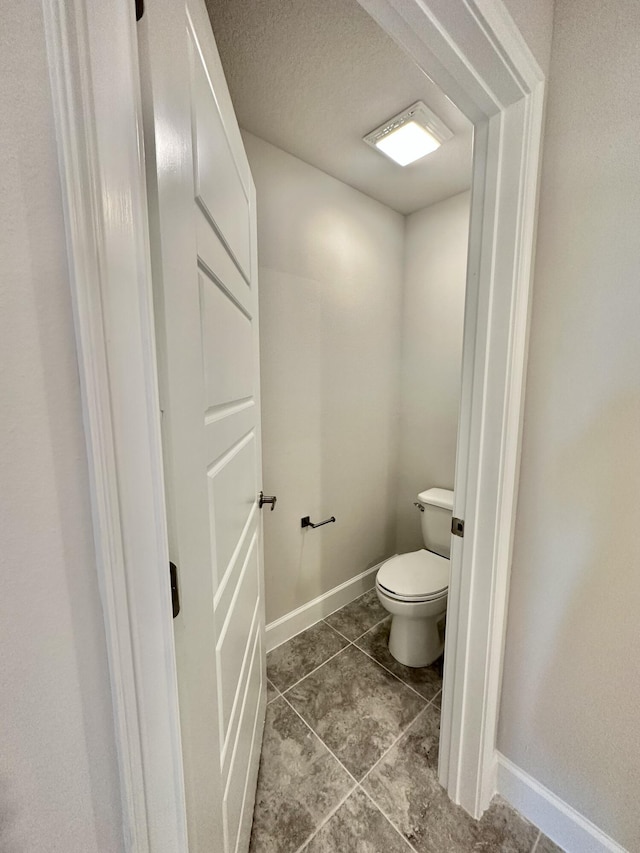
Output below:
[259,491,277,511]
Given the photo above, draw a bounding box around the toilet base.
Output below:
[388,612,444,668]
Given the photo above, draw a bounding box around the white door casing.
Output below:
[138,1,265,851]
[355,0,545,817]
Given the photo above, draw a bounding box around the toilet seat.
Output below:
[376,549,449,602]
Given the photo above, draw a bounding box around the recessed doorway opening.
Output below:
[202,1,475,844]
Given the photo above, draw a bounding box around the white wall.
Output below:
[395,192,470,553]
[0,5,123,852]
[244,132,405,625]
[499,1,640,849]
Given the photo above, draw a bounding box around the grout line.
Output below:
[350,613,389,643]
[268,599,445,852]
[358,702,431,787]
[357,688,443,791]
[267,587,373,655]
[327,608,444,706]
[266,622,318,655]
[323,585,375,621]
[279,643,352,696]
[283,660,439,793]
[268,635,441,853]
[279,635,441,781]
[267,582,381,655]
[291,783,358,853]
[280,692,360,787]
[281,649,438,787]
[267,611,340,655]
[321,620,354,645]
[357,785,421,853]
[266,677,281,704]
[324,611,391,647]
[354,643,439,705]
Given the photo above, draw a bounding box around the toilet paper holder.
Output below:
[301,515,336,529]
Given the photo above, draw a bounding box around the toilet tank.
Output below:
[417,488,454,559]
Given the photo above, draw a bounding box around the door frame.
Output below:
[43,0,545,848]
[355,0,546,817]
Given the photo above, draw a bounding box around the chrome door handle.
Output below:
[259,491,277,511]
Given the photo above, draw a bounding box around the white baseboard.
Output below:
[265,562,383,652]
[496,753,628,853]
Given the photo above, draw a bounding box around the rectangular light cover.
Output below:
[374,121,440,166]
[364,101,453,167]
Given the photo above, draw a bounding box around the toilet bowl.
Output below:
[375,488,453,668]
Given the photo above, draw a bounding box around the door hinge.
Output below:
[170,561,180,618]
[451,517,465,538]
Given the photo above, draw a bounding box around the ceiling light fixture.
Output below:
[363,101,453,166]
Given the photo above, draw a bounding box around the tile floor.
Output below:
[251,589,563,853]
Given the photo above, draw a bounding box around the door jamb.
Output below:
[357,0,545,817]
[43,0,545,847]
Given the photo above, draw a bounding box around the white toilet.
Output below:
[376,488,453,668]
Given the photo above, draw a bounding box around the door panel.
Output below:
[200,273,254,410]
[138,1,266,851]
[214,505,259,623]
[197,208,251,313]
[223,629,262,853]
[217,535,259,741]
[205,403,256,463]
[208,433,257,582]
[190,29,252,280]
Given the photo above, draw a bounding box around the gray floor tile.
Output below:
[324,589,388,640]
[364,706,538,852]
[363,703,477,852]
[267,621,349,692]
[254,591,541,852]
[535,834,565,853]
[286,645,425,780]
[249,697,353,853]
[266,678,279,703]
[356,618,443,700]
[302,788,413,852]
[476,796,539,852]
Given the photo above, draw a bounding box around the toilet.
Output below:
[376,488,453,668]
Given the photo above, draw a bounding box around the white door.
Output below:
[138,1,266,851]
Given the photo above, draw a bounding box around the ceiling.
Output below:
[205,0,473,215]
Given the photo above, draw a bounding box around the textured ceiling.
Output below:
[205,0,473,215]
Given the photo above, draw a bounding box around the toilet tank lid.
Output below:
[418,488,454,510]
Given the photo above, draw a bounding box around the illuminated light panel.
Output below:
[374,120,440,166]
[363,101,453,167]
